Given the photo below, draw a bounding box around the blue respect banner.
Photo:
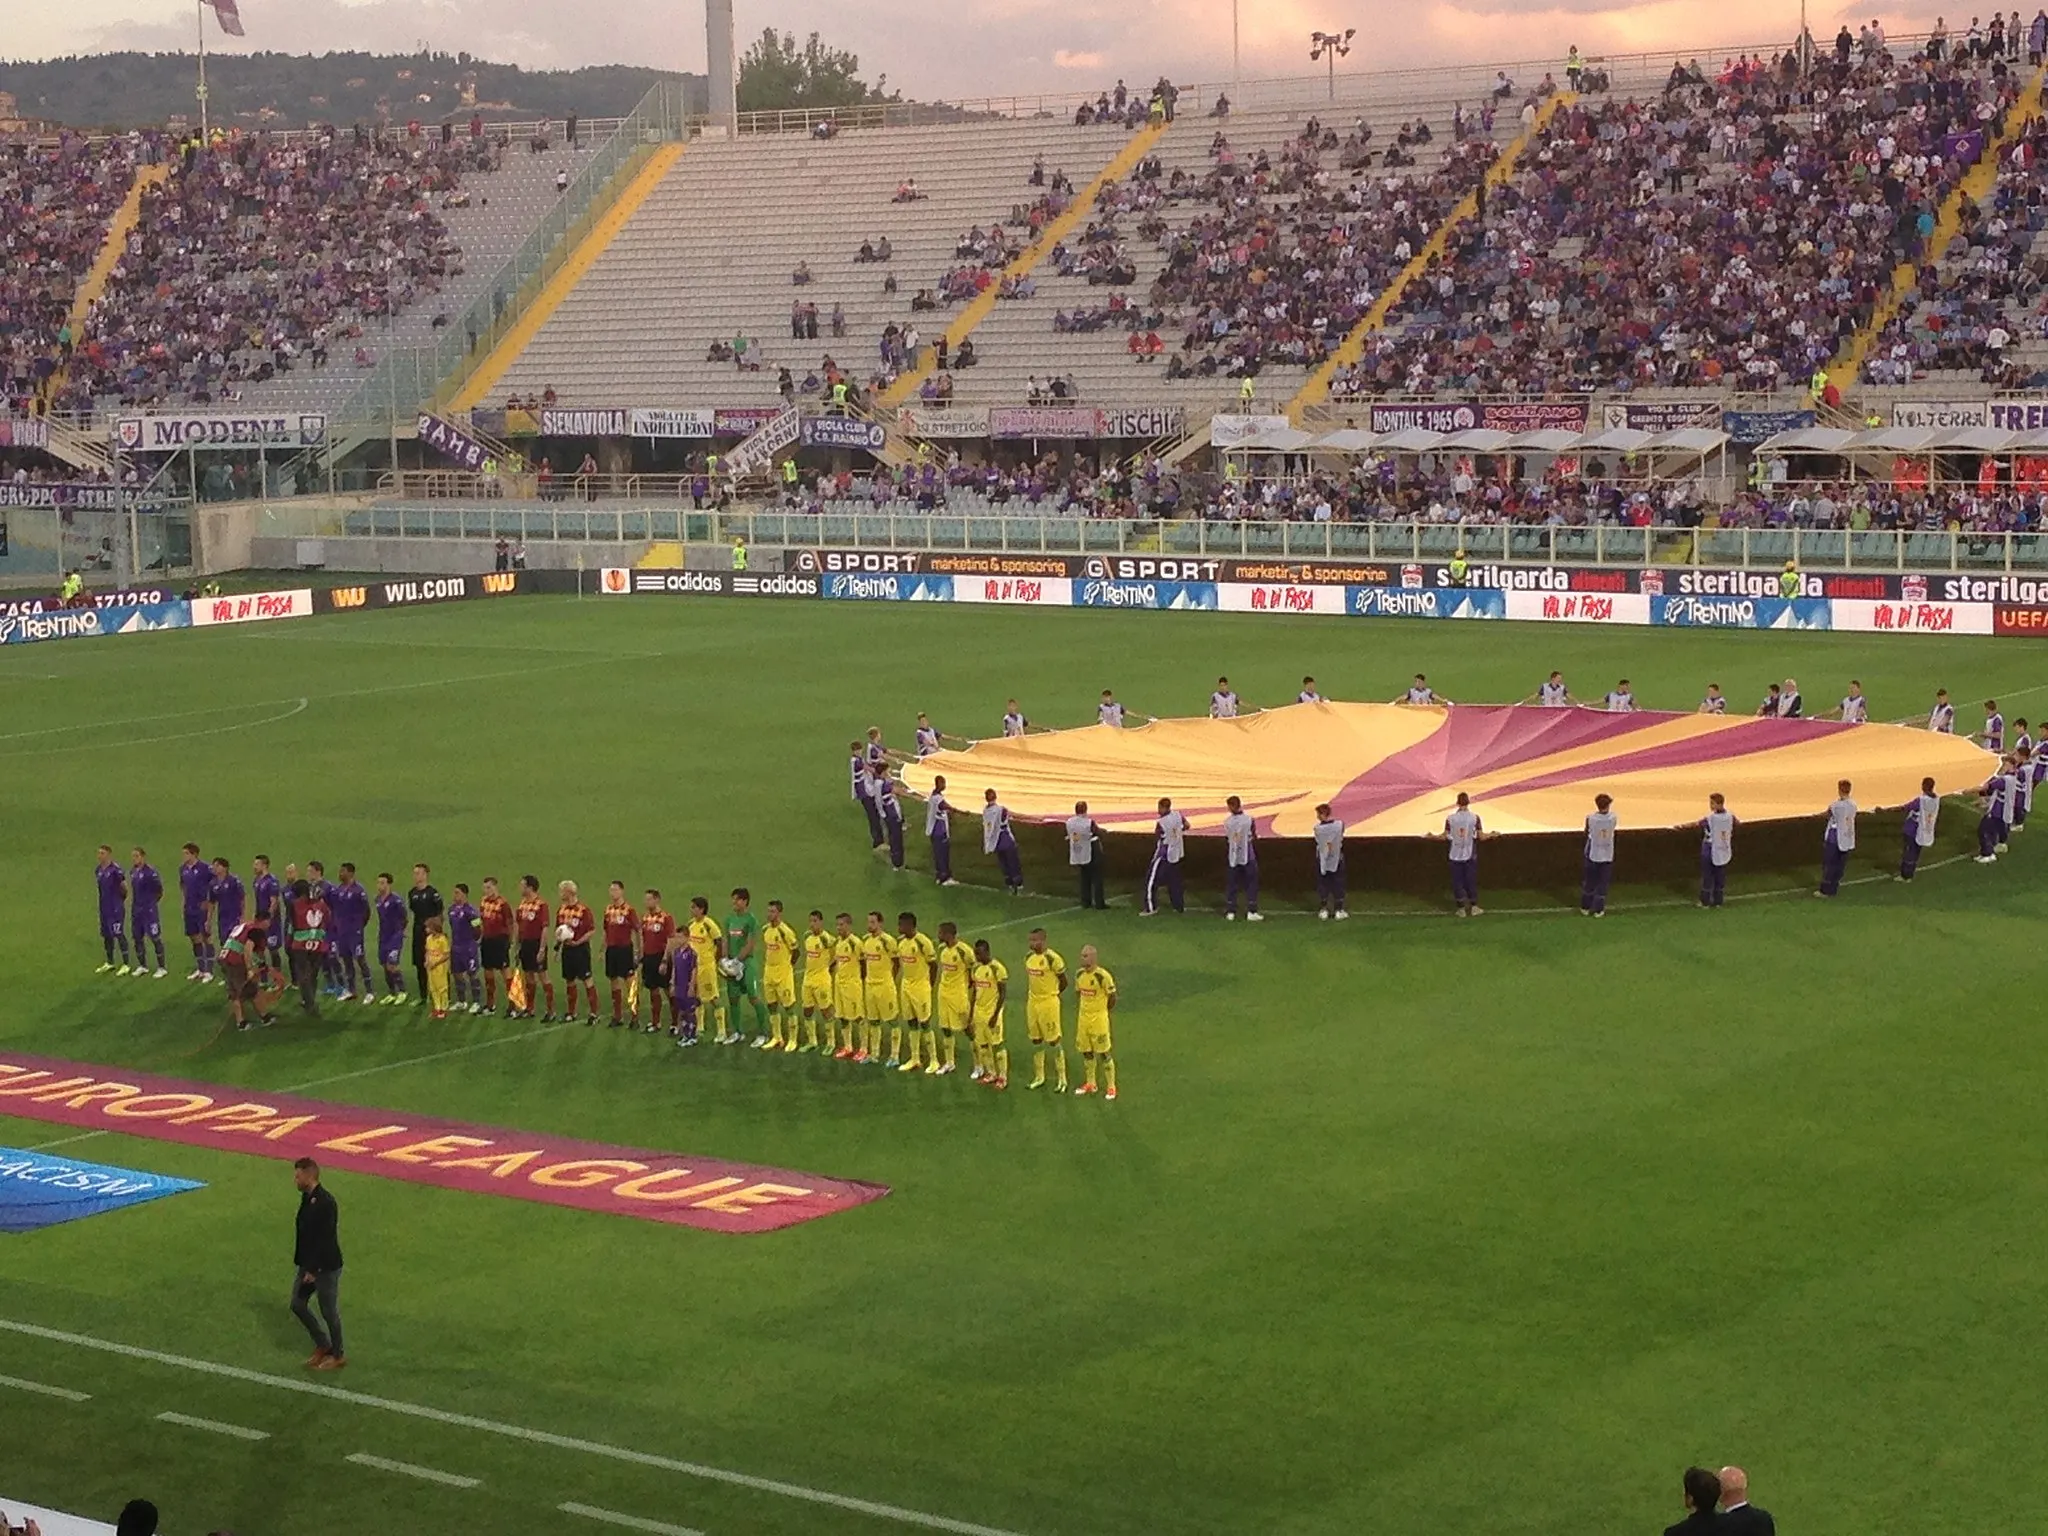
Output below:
[0,1147,204,1233]
[1652,595,1833,630]
[0,601,193,646]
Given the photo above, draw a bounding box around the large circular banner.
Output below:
[900,703,1999,838]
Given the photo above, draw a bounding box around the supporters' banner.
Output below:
[1504,589,1655,625]
[0,1054,887,1233]
[0,602,192,646]
[1833,598,1995,635]
[621,569,821,598]
[1722,408,1814,443]
[0,416,50,449]
[988,406,1101,439]
[1480,401,1590,432]
[714,407,784,435]
[723,407,799,478]
[116,412,326,451]
[417,413,493,472]
[316,572,522,613]
[1099,405,1187,438]
[898,406,990,438]
[539,407,629,437]
[1210,413,1291,447]
[1891,400,1989,429]
[951,574,1074,606]
[1075,576,1220,610]
[1650,595,1834,630]
[629,407,717,438]
[821,571,956,602]
[189,588,314,627]
[1941,127,1987,165]
[0,484,123,510]
[1986,398,2048,432]
[1601,401,1722,432]
[799,415,887,451]
[1368,400,1481,433]
[1346,586,1507,620]
[1217,580,1349,616]
[0,1146,203,1233]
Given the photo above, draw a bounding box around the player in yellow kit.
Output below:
[859,910,898,1064]
[799,909,835,1053]
[933,920,973,1075]
[685,896,727,1043]
[830,911,865,1059]
[893,911,937,1072]
[757,899,800,1051]
[969,936,1009,1089]
[1073,942,1118,1100]
[1022,926,1069,1092]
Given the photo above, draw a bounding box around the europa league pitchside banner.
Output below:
[0,1055,887,1233]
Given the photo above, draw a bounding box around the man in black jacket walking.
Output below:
[290,1158,346,1370]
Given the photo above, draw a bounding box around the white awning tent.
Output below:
[1223,423,1732,475]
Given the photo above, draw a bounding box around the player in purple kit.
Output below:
[207,859,246,970]
[129,846,166,977]
[306,860,343,991]
[252,855,282,969]
[374,873,408,1004]
[177,843,214,980]
[328,863,372,1003]
[94,845,130,974]
[447,883,482,1014]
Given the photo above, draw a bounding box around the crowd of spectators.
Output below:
[1343,44,2019,399]
[1863,113,2048,384]
[0,133,144,414]
[52,127,501,411]
[1142,114,1501,380]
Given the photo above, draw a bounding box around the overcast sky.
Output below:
[6,2,1957,99]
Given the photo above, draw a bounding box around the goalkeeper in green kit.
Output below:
[723,888,768,1044]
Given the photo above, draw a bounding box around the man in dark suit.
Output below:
[1665,1467,1724,1534]
[1718,1466,1776,1536]
[290,1157,346,1370]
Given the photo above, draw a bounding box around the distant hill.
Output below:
[0,51,705,132]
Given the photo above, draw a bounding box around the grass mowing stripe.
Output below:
[346,1452,481,1489]
[3,1319,1028,1536]
[156,1410,269,1440]
[0,1372,90,1402]
[559,1503,706,1536]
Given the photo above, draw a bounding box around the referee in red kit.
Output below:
[290,1158,346,1370]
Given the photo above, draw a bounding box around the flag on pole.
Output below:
[204,0,246,37]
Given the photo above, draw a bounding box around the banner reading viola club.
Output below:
[0,1054,887,1233]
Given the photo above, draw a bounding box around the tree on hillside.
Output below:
[737,30,892,112]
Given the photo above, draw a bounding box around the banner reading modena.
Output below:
[0,1054,887,1233]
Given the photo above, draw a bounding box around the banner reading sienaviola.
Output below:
[0,1054,887,1233]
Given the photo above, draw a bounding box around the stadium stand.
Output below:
[56,127,581,417]
[0,133,144,416]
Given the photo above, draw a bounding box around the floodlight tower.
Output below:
[707,0,737,133]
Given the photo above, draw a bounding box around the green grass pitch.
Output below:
[1,595,2045,1536]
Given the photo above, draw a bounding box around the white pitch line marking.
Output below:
[1,1319,1026,1536]
[156,1409,269,1440]
[0,1372,90,1402]
[560,1502,705,1536]
[347,1452,481,1488]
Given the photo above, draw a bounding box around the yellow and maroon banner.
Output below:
[900,702,1998,838]
[0,1054,886,1233]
